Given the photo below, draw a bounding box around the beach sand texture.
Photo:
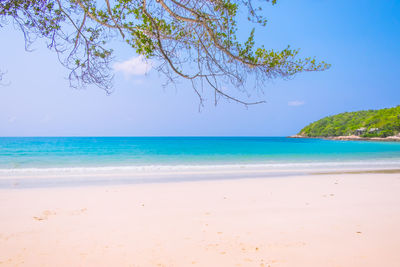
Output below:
[1,173,400,267]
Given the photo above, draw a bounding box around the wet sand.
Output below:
[1,173,400,266]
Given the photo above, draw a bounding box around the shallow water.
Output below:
[0,137,400,170]
[0,137,399,188]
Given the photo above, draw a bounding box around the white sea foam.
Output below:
[1,159,400,179]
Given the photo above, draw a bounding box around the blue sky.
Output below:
[1,0,400,136]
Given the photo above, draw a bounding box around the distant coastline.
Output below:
[295,106,400,141]
[289,134,400,142]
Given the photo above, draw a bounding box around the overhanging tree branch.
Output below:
[0,0,330,106]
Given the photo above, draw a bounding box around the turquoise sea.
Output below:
[1,137,400,188]
[1,137,400,169]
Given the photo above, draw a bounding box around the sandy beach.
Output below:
[1,172,400,267]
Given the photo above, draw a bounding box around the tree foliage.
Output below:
[0,0,330,106]
[299,106,400,137]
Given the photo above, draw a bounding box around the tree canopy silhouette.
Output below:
[1,0,330,106]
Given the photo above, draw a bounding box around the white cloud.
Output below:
[288,100,305,106]
[132,79,145,85]
[40,114,52,123]
[113,55,152,76]
[8,116,16,123]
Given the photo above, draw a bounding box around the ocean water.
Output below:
[1,137,400,188]
[1,137,400,170]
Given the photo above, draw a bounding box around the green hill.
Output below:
[298,106,400,138]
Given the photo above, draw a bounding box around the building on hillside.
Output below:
[355,127,367,136]
[368,128,380,134]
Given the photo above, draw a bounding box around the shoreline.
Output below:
[2,162,400,189]
[1,172,400,266]
[1,167,400,190]
[289,134,400,142]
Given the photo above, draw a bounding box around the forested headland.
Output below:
[297,106,400,138]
